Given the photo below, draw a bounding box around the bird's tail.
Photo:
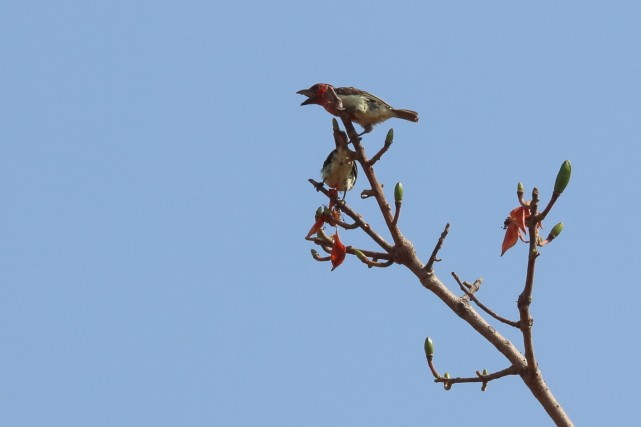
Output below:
[392,109,419,123]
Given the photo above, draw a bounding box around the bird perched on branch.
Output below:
[297,83,419,134]
[322,145,358,193]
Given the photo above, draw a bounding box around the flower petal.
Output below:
[305,217,325,239]
[501,223,519,256]
[330,231,347,270]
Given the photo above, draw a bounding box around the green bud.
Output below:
[352,249,367,261]
[311,249,319,257]
[482,369,488,376]
[517,182,524,192]
[332,118,339,130]
[315,206,323,218]
[554,160,572,194]
[424,337,434,357]
[385,128,394,144]
[443,372,450,379]
[394,182,404,203]
[547,222,564,242]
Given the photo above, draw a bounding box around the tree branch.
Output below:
[425,223,450,272]
[452,272,520,328]
[367,130,393,167]
[308,178,393,253]
[432,365,519,387]
[305,121,574,426]
[518,187,539,369]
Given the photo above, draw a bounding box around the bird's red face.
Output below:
[297,83,330,106]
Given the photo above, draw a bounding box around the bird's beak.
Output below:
[297,89,315,105]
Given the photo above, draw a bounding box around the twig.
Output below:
[392,199,402,226]
[426,355,440,379]
[367,132,393,166]
[425,223,450,272]
[310,242,393,266]
[333,218,359,230]
[310,249,331,262]
[339,117,406,251]
[348,247,392,261]
[360,188,376,199]
[307,227,333,246]
[433,365,519,386]
[452,272,519,328]
[537,191,561,222]
[352,252,394,268]
[308,179,393,252]
[518,187,540,370]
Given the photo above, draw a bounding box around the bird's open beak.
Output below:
[297,89,315,106]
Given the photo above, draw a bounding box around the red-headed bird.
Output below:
[297,83,419,134]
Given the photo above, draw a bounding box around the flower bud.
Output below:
[554,160,572,194]
[482,369,488,376]
[546,222,564,242]
[443,373,452,390]
[385,128,394,144]
[424,337,434,357]
[517,182,524,192]
[394,182,404,203]
[332,118,339,130]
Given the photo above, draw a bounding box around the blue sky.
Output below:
[2,1,640,426]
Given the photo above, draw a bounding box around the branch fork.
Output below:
[304,115,574,426]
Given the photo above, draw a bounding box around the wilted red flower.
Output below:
[305,206,342,239]
[501,206,529,256]
[330,231,347,270]
[306,216,326,239]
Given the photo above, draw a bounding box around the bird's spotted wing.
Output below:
[334,87,394,109]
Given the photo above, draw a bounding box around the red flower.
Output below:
[330,231,347,270]
[305,206,342,239]
[306,216,326,239]
[501,206,529,256]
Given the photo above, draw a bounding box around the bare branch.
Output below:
[433,365,519,386]
[310,249,331,262]
[352,251,395,268]
[425,355,440,379]
[518,187,540,370]
[537,191,561,222]
[392,200,402,226]
[334,218,359,230]
[349,247,392,261]
[367,131,393,166]
[452,272,520,328]
[425,223,450,272]
[360,188,376,199]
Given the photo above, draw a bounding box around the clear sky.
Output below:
[2,1,640,426]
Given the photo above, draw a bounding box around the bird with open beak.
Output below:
[297,83,419,134]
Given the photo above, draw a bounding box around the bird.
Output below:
[321,144,358,193]
[297,83,419,134]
